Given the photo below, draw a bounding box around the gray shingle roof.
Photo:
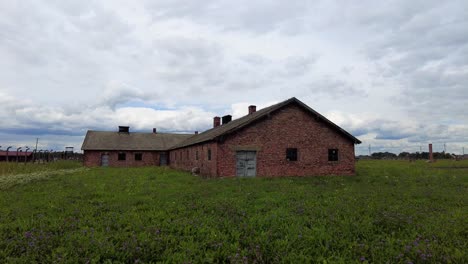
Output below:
[81,131,194,151]
[172,97,361,149]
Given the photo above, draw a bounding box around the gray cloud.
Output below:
[145,0,309,33]
[358,0,468,124]
[0,0,466,153]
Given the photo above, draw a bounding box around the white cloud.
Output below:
[0,0,467,154]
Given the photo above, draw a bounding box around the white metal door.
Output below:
[236,151,256,177]
[101,154,109,167]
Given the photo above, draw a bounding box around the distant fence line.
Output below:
[0,151,83,163]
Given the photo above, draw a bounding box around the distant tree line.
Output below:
[364,151,454,160]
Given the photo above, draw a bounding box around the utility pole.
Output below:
[444,143,446,153]
[463,147,465,155]
[34,138,39,163]
[368,144,371,156]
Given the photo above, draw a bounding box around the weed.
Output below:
[0,160,466,263]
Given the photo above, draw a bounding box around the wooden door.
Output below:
[236,151,257,177]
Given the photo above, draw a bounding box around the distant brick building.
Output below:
[82,97,361,176]
[81,128,192,167]
[0,151,33,162]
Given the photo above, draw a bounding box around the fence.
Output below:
[0,149,83,163]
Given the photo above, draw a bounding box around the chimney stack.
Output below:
[222,115,232,125]
[153,128,157,134]
[118,126,130,133]
[429,143,434,162]
[213,116,221,128]
[195,131,199,135]
[248,105,257,114]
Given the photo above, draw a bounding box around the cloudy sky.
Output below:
[1,0,467,155]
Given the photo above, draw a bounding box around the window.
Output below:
[196,150,199,160]
[208,149,212,160]
[135,153,142,161]
[186,150,189,160]
[286,148,298,161]
[328,149,339,161]
[118,152,126,161]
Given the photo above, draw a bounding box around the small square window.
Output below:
[328,149,339,161]
[208,149,212,161]
[118,153,126,161]
[286,148,298,161]
[135,153,142,161]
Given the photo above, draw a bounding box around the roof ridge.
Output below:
[171,97,360,149]
[81,130,193,151]
[87,130,192,135]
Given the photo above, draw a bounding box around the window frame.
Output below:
[328,149,339,161]
[118,152,126,161]
[208,149,212,161]
[286,148,298,161]
[134,153,143,161]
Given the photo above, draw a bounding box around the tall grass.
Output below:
[0,160,466,263]
[0,160,82,176]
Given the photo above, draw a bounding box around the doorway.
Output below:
[101,154,109,167]
[159,152,168,166]
[236,151,257,177]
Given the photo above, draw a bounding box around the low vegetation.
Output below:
[0,161,86,190]
[0,161,82,176]
[0,160,466,263]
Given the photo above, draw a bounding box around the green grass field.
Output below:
[0,160,467,263]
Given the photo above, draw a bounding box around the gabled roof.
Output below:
[81,131,193,151]
[172,97,361,149]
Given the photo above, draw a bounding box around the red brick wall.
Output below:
[169,142,218,177]
[83,150,161,167]
[83,104,357,176]
[216,104,356,177]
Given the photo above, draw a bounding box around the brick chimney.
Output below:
[118,126,129,133]
[153,128,157,134]
[213,116,221,128]
[248,105,257,114]
[429,143,433,162]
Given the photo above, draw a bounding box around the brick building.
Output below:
[0,151,33,162]
[81,127,192,167]
[82,97,361,176]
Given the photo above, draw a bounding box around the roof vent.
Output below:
[222,115,232,125]
[118,126,130,133]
